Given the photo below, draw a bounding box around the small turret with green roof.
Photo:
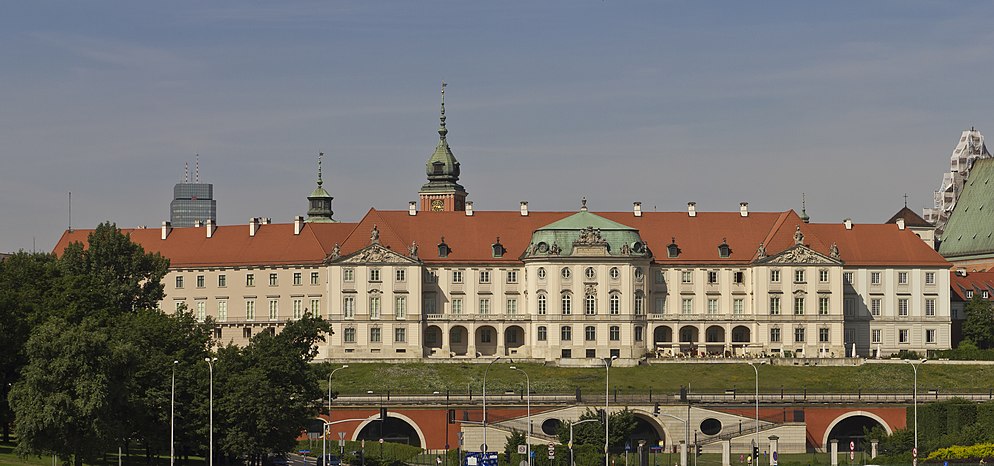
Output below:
[419,82,468,211]
[306,152,336,222]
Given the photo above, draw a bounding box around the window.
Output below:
[926,329,936,344]
[217,300,228,322]
[311,272,320,285]
[369,269,381,282]
[311,298,320,318]
[870,272,881,285]
[423,270,437,284]
[898,272,908,285]
[610,267,620,280]
[844,272,853,284]
[369,295,381,319]
[396,269,406,282]
[218,274,227,287]
[537,294,547,315]
[343,268,354,282]
[585,267,596,280]
[899,329,910,344]
[818,297,830,315]
[452,298,463,315]
[655,270,664,284]
[794,296,805,315]
[770,327,781,343]
[925,272,936,285]
[561,326,572,341]
[479,270,491,284]
[585,326,596,341]
[479,298,491,315]
[769,296,781,315]
[175,276,184,288]
[537,326,548,341]
[293,299,303,320]
[770,269,781,283]
[707,271,718,284]
[507,270,518,284]
[196,301,206,322]
[871,329,881,343]
[610,326,620,341]
[395,327,406,343]
[794,270,805,283]
[967,290,974,298]
[898,298,909,316]
[561,267,571,279]
[818,328,829,343]
[537,268,547,280]
[707,298,719,314]
[733,298,744,315]
[734,271,744,284]
[610,293,621,315]
[196,275,205,288]
[370,327,381,343]
[175,301,186,312]
[634,292,645,315]
[395,296,407,318]
[269,299,278,320]
[926,299,936,316]
[656,297,666,314]
[681,270,693,284]
[845,298,856,316]
[246,274,255,287]
[682,298,693,314]
[871,299,881,316]
[635,326,644,342]
[585,294,597,315]
[794,327,805,343]
[506,298,518,314]
[561,293,572,315]
[243,328,252,339]
[246,300,255,321]
[344,327,356,343]
[452,270,463,284]
[986,291,991,299]
[479,328,492,345]
[269,273,278,286]
[562,349,572,359]
[343,296,356,318]
[819,270,829,283]
[293,272,302,286]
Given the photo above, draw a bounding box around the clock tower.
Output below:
[419,82,468,212]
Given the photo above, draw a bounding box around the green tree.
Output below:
[557,409,638,454]
[504,428,527,466]
[962,294,994,349]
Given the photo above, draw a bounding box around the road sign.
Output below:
[518,445,528,455]
[481,444,488,453]
[548,444,556,459]
[339,432,346,440]
[380,438,384,444]
[772,451,778,466]
[913,447,918,458]
[300,450,311,454]
[849,441,855,452]
[458,432,464,447]
[625,442,632,452]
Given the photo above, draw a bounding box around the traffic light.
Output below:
[696,444,702,456]
[380,408,388,420]
[597,409,607,424]
[653,403,660,416]
[752,446,760,460]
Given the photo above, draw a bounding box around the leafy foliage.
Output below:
[557,408,638,454]
[926,443,994,461]
[963,295,994,349]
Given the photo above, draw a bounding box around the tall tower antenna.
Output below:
[318,152,324,187]
[184,162,189,183]
[195,154,200,183]
[68,191,72,232]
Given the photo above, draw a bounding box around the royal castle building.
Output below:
[54,90,953,362]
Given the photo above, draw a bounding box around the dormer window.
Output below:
[718,238,731,258]
[438,237,450,258]
[432,162,444,175]
[667,237,680,258]
[492,237,505,258]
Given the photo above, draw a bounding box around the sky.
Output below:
[2,1,993,253]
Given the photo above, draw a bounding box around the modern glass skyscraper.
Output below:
[170,182,216,227]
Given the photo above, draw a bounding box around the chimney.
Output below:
[249,217,260,237]
[688,202,697,217]
[194,220,202,228]
[263,217,272,225]
[161,221,172,240]
[409,201,417,216]
[294,215,304,235]
[740,202,749,217]
[206,218,216,238]
[957,269,968,277]
[844,218,853,230]
[466,201,474,216]
[520,201,529,216]
[896,218,906,230]
[633,202,643,217]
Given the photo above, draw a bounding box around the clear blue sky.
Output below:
[2,1,993,252]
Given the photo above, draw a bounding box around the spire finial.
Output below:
[800,193,810,223]
[317,152,324,188]
[581,197,588,212]
[438,81,448,139]
[904,193,909,208]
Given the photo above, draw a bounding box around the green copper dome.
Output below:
[525,209,649,258]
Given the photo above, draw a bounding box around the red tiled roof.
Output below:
[804,223,948,267]
[950,271,994,301]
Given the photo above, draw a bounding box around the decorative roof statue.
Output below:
[332,243,341,260]
[409,240,419,258]
[794,225,804,245]
[757,242,767,260]
[830,242,840,259]
[371,225,380,244]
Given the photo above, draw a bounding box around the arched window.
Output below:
[585,293,597,315]
[585,326,596,341]
[561,292,572,315]
[610,292,621,315]
[537,293,547,315]
[537,326,547,341]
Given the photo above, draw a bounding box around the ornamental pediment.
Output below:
[328,243,420,265]
[756,244,841,265]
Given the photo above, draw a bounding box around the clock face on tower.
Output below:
[431,199,445,211]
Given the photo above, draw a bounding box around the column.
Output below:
[721,440,731,466]
[680,441,687,466]
[830,440,838,466]
[768,436,778,466]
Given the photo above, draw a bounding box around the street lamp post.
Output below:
[482,356,502,457]
[570,418,600,466]
[604,356,617,466]
[906,358,927,465]
[204,357,217,466]
[327,365,349,466]
[171,360,178,466]
[746,362,761,461]
[510,366,531,466]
